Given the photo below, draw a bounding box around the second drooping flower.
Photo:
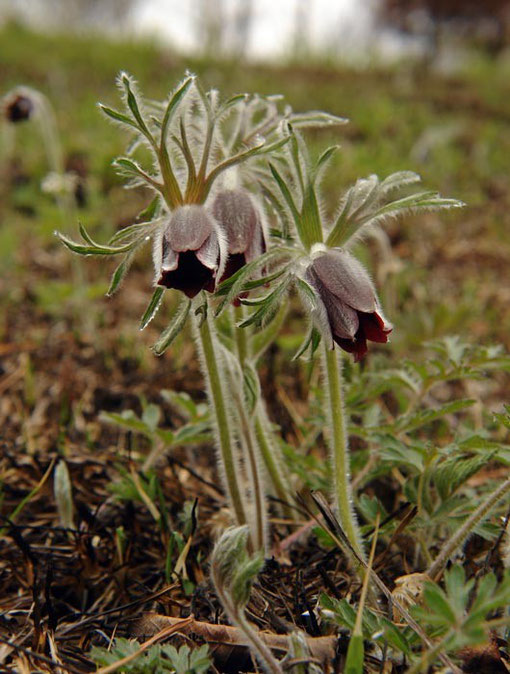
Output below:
[304,245,392,362]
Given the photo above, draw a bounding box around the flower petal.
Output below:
[212,189,258,254]
[161,239,179,271]
[165,205,213,252]
[158,250,215,298]
[334,334,368,362]
[196,228,220,270]
[312,249,376,313]
[359,311,392,343]
[307,268,359,340]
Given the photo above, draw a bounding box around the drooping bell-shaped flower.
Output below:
[154,205,225,298]
[305,246,392,362]
[212,189,266,281]
[2,91,33,123]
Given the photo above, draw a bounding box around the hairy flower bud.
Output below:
[3,92,33,123]
[154,205,224,298]
[306,247,392,361]
[212,189,266,281]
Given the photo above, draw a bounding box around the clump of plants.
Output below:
[59,73,510,672]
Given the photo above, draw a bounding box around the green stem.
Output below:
[427,475,510,580]
[254,411,295,520]
[236,614,283,674]
[322,344,365,565]
[229,384,267,551]
[233,305,250,365]
[233,306,295,521]
[194,305,248,537]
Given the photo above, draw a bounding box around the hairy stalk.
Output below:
[193,304,249,539]
[224,364,267,551]
[236,613,284,674]
[233,304,250,366]
[322,344,365,567]
[214,583,283,674]
[233,306,295,521]
[254,410,295,521]
[427,475,510,580]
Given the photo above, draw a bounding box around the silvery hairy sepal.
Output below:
[304,245,392,362]
[212,188,266,282]
[153,205,226,298]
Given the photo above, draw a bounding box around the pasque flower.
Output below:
[212,188,266,281]
[305,246,392,362]
[154,204,225,298]
[3,91,33,123]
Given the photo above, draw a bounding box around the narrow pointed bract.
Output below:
[155,205,222,298]
[306,247,392,361]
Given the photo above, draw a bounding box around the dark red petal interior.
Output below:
[332,310,391,362]
[219,253,247,284]
[158,250,216,298]
[359,311,391,343]
[333,334,368,362]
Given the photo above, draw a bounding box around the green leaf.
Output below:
[292,326,322,361]
[312,145,339,184]
[269,162,302,236]
[114,157,162,190]
[98,104,139,131]
[56,227,136,256]
[434,452,495,501]
[100,410,153,437]
[379,617,410,655]
[288,111,348,127]
[121,73,156,147]
[239,276,291,329]
[160,75,194,146]
[444,565,472,615]
[301,181,323,246]
[152,297,191,355]
[396,399,475,433]
[345,634,364,674]
[142,402,161,431]
[422,583,457,627]
[140,287,165,330]
[214,248,289,315]
[380,170,421,194]
[206,135,290,190]
[107,248,138,296]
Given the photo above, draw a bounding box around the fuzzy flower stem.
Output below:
[233,305,250,366]
[427,475,510,581]
[229,383,267,551]
[254,412,295,521]
[322,344,365,567]
[236,613,284,674]
[213,583,283,674]
[233,306,295,521]
[193,303,248,538]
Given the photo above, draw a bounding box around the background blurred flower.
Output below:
[2,91,33,123]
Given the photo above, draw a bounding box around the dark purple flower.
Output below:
[154,205,223,298]
[306,247,392,362]
[3,93,33,123]
[212,189,266,282]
